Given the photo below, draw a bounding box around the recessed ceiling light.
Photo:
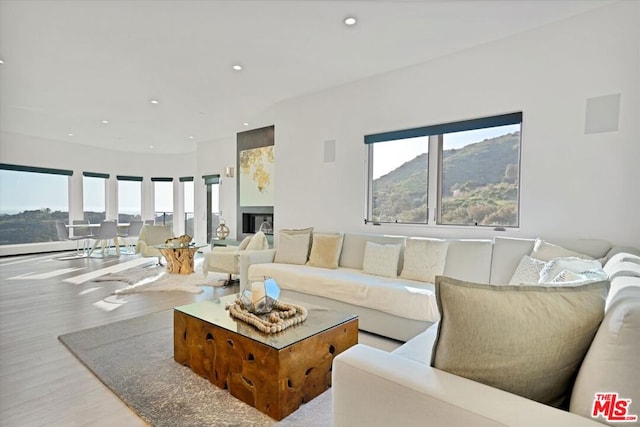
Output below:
[68,133,74,137]
[149,145,154,149]
[188,136,194,140]
[101,120,109,124]
[243,122,249,126]
[344,17,357,26]
[150,99,159,105]
[0,59,4,64]
[232,64,242,71]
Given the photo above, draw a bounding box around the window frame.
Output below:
[365,112,522,229]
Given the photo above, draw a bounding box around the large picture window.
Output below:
[0,164,71,245]
[153,178,173,226]
[117,176,142,223]
[366,112,522,228]
[83,172,107,223]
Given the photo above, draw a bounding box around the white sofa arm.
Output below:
[239,249,276,291]
[332,345,602,427]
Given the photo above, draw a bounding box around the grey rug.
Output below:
[58,309,332,427]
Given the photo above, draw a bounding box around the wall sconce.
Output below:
[225,166,235,178]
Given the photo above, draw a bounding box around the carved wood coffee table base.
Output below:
[158,247,199,274]
[174,305,358,420]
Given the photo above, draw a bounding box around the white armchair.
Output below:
[203,231,269,286]
[135,224,173,265]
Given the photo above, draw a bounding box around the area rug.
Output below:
[92,259,231,295]
[58,310,332,427]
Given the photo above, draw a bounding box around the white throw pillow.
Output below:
[508,255,545,285]
[237,235,252,250]
[400,238,449,283]
[530,239,594,262]
[246,231,268,250]
[362,242,401,278]
[539,257,606,284]
[274,229,313,265]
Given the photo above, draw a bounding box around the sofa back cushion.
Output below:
[569,286,640,420]
[490,237,536,284]
[442,239,493,283]
[432,276,609,409]
[340,233,406,273]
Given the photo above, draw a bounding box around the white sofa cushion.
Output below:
[339,233,406,271]
[274,227,313,265]
[604,260,640,280]
[530,238,594,262]
[400,238,448,283]
[362,242,401,278]
[570,286,640,421]
[443,239,493,283]
[490,237,536,284]
[248,263,439,322]
[431,276,609,408]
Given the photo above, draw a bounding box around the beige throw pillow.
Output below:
[431,276,609,408]
[530,238,594,262]
[274,228,313,265]
[307,233,344,269]
[400,238,449,283]
[362,241,401,278]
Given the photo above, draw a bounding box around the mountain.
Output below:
[372,131,520,225]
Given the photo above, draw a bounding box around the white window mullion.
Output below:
[427,134,441,223]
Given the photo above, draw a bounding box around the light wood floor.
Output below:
[0,251,224,427]
[0,250,401,427]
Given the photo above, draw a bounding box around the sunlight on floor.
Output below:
[93,295,127,312]
[8,267,85,280]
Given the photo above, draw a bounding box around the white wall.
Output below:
[196,135,238,244]
[268,1,640,246]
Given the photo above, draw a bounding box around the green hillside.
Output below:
[372,131,520,226]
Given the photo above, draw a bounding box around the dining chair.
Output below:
[88,220,119,257]
[72,219,96,254]
[54,221,87,259]
[118,220,144,254]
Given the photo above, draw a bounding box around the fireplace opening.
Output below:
[242,213,274,235]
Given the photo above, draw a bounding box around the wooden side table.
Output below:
[154,244,206,274]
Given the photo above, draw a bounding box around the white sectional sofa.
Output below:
[331,246,640,427]
[241,230,639,425]
[241,232,613,341]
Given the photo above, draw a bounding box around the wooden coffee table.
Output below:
[173,295,358,420]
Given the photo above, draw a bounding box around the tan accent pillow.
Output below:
[362,241,401,278]
[400,238,449,283]
[307,233,344,269]
[431,276,609,408]
[274,228,313,265]
[530,238,593,262]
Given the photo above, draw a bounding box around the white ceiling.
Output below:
[0,0,613,154]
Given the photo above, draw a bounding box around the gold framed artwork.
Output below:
[239,145,274,207]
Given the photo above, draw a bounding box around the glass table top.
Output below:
[153,243,207,249]
[175,294,357,350]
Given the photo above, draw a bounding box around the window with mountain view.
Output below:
[369,136,429,223]
[83,173,107,223]
[366,112,522,228]
[0,165,71,245]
